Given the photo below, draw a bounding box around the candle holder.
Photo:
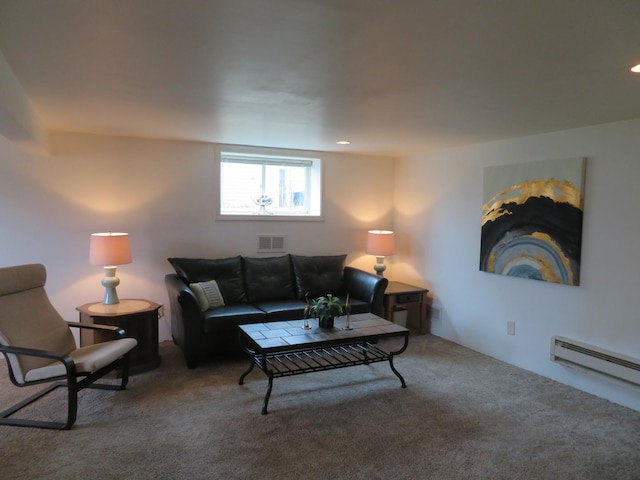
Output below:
[343,293,352,330]
[302,295,312,330]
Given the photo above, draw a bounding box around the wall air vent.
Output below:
[551,336,640,386]
[257,235,286,253]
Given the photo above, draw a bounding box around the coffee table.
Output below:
[238,313,409,414]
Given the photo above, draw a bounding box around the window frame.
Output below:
[214,144,324,221]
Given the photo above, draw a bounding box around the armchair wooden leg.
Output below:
[1,354,132,430]
[0,382,77,430]
[66,377,79,429]
[119,354,130,389]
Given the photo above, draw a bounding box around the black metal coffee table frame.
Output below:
[238,314,409,414]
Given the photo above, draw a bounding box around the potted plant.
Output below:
[310,294,344,329]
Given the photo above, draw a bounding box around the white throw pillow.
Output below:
[189,280,225,311]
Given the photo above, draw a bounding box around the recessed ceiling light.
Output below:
[336,140,351,145]
[631,64,640,73]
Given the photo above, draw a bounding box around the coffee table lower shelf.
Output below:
[238,316,409,414]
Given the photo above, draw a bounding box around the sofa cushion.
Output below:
[253,299,308,320]
[291,254,347,300]
[202,304,267,333]
[242,255,296,303]
[189,280,225,311]
[168,256,247,303]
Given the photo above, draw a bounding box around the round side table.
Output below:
[76,299,162,374]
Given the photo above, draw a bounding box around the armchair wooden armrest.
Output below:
[66,321,127,337]
[0,344,75,377]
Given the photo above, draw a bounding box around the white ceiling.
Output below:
[1,0,639,156]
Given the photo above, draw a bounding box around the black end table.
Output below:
[76,299,162,375]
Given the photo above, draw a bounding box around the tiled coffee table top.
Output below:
[239,312,408,351]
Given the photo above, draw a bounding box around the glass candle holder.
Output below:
[303,304,312,330]
[343,293,352,330]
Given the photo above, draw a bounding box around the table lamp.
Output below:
[89,232,132,305]
[366,230,395,276]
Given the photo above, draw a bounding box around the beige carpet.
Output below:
[1,334,639,480]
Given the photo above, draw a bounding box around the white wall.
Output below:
[394,118,640,411]
[0,131,394,343]
[4,120,638,412]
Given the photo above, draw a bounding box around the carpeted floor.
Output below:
[1,334,639,480]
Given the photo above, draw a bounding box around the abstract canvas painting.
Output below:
[480,158,586,286]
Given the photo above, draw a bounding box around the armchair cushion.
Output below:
[24,338,138,382]
[0,265,76,381]
[291,254,347,299]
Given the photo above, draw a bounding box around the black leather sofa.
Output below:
[165,254,388,368]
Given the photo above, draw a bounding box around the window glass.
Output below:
[217,146,322,219]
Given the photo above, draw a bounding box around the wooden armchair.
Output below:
[0,263,137,429]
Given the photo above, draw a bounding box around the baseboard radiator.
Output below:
[551,336,640,386]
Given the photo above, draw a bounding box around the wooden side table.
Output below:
[76,299,162,375]
[383,282,430,334]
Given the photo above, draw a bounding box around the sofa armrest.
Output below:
[343,267,388,317]
[164,274,203,368]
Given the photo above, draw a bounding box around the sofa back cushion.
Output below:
[291,254,347,300]
[167,256,247,303]
[243,255,296,303]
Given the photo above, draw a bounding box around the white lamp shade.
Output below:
[89,232,132,266]
[366,230,395,256]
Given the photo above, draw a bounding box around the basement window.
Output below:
[216,145,323,220]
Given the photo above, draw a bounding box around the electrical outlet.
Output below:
[431,307,441,321]
[507,321,516,336]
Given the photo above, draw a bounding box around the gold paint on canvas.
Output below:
[482,178,582,226]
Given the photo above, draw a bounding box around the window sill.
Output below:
[216,214,324,222]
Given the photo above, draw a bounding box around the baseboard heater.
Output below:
[551,336,640,386]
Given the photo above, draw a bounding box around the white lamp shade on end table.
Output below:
[89,232,132,305]
[366,230,395,276]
